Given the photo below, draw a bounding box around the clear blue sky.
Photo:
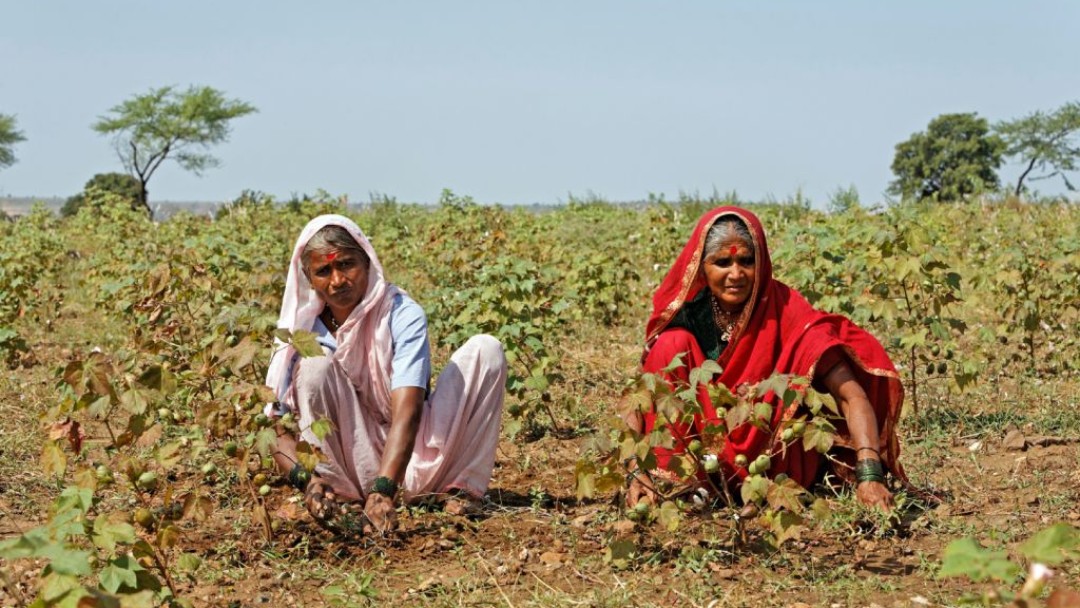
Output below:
[2,1,1077,207]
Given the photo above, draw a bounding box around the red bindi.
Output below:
[325,251,337,262]
[729,245,738,256]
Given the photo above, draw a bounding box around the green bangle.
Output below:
[855,459,885,484]
[370,476,398,498]
[288,463,311,491]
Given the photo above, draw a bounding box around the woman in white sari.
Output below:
[266,214,507,532]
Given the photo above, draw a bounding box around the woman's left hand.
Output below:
[856,481,894,510]
[364,493,397,533]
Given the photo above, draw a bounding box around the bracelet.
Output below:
[854,459,885,484]
[288,463,311,491]
[369,476,398,498]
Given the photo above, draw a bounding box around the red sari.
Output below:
[642,207,906,489]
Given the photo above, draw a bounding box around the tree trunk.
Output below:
[138,180,152,218]
[1014,157,1038,197]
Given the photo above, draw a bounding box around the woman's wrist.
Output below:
[369,476,399,500]
[854,458,886,484]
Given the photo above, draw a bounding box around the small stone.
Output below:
[713,567,738,580]
[1003,429,1027,451]
[570,514,593,528]
[540,551,564,566]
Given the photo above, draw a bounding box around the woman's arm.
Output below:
[364,386,425,531]
[820,360,894,510]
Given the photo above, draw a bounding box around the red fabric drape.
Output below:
[641,207,906,489]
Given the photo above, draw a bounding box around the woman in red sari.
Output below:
[625,207,904,510]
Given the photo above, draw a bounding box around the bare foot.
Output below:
[444,491,484,517]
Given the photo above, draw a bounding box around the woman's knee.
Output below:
[294,355,336,393]
[461,334,506,368]
[644,328,699,372]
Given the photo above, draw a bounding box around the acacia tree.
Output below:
[93,86,257,215]
[0,113,26,171]
[995,101,1080,196]
[889,112,1005,201]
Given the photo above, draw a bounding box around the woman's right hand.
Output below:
[626,473,658,508]
[304,477,338,521]
[856,480,894,511]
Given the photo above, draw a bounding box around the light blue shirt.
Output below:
[278,292,432,404]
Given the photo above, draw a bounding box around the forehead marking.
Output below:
[729,245,738,256]
[325,251,337,262]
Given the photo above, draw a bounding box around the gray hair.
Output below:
[703,216,754,258]
[301,225,370,271]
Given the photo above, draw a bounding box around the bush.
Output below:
[62,173,142,217]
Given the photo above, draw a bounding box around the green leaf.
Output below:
[726,402,751,430]
[295,441,322,473]
[657,500,681,532]
[176,552,203,573]
[697,359,723,377]
[756,374,791,400]
[802,419,836,454]
[99,562,139,594]
[41,441,67,478]
[740,475,770,505]
[155,440,183,469]
[92,516,136,553]
[1019,523,1080,565]
[768,510,805,547]
[605,539,637,569]
[938,538,1021,582]
[666,455,693,479]
[309,417,333,442]
[120,387,151,415]
[574,460,596,501]
[706,382,737,409]
[0,528,51,559]
[523,374,549,392]
[40,571,84,603]
[660,352,686,374]
[290,329,324,358]
[181,492,214,522]
[255,427,277,457]
[136,365,163,390]
[36,544,94,576]
[752,401,774,429]
[766,477,808,513]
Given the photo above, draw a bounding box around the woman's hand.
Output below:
[856,480,894,510]
[303,477,338,521]
[626,473,658,509]
[363,492,397,533]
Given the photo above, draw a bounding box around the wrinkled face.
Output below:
[305,249,369,314]
[701,236,756,312]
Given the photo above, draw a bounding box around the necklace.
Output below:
[710,295,739,343]
[323,310,342,332]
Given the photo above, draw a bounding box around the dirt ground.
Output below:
[1,296,1078,607]
[3,371,1078,608]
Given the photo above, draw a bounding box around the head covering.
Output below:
[643,207,907,487]
[266,215,400,415]
[646,206,771,361]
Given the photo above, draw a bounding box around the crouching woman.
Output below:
[265,215,507,532]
